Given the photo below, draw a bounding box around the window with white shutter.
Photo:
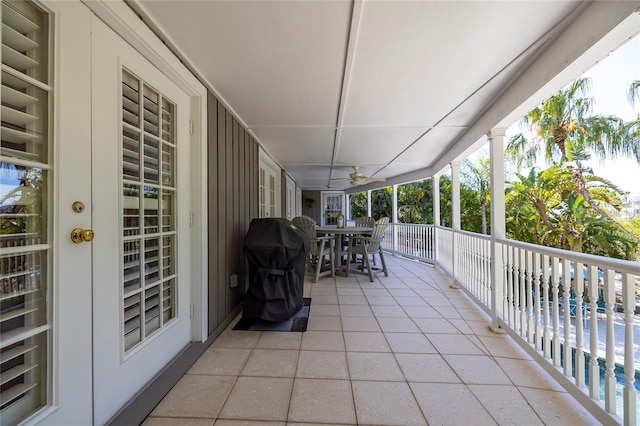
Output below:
[121,69,176,352]
[1,0,51,423]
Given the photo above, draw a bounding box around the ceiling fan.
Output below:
[331,166,386,187]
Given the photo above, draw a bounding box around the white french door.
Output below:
[90,16,193,424]
[1,2,200,424]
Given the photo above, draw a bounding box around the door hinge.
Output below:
[189,211,194,227]
[190,303,194,319]
[189,120,193,135]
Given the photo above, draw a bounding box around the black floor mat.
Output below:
[233,298,311,332]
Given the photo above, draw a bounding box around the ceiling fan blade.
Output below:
[367,177,386,182]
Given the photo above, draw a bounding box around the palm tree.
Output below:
[462,158,491,234]
[506,77,640,245]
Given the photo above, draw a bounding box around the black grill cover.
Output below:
[243,218,310,321]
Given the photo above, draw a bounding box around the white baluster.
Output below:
[587,264,600,400]
[574,261,585,388]
[551,257,561,367]
[526,250,534,344]
[622,273,636,425]
[517,249,527,337]
[542,254,551,359]
[534,252,542,351]
[604,269,616,415]
[563,259,572,377]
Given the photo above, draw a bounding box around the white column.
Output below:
[392,184,398,255]
[346,194,351,221]
[451,161,461,289]
[489,128,506,333]
[432,175,440,264]
[367,190,372,217]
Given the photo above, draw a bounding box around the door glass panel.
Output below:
[1,1,50,423]
[121,69,176,352]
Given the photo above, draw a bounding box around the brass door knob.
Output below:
[71,228,94,243]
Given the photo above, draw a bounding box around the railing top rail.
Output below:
[392,223,435,228]
[457,229,491,241]
[498,237,640,275]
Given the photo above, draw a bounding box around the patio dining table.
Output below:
[316,226,373,275]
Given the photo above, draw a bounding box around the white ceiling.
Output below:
[130,0,637,191]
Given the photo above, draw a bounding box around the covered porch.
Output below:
[143,254,599,425]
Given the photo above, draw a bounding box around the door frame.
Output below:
[259,150,281,218]
[83,0,209,343]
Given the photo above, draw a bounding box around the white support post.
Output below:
[451,161,461,289]
[489,128,506,333]
[346,194,351,221]
[432,175,440,265]
[392,184,398,255]
[367,190,372,217]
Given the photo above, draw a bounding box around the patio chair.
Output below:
[346,217,389,282]
[346,216,375,261]
[292,216,335,283]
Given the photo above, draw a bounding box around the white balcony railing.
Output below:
[383,222,639,426]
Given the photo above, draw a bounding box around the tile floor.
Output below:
[143,255,600,425]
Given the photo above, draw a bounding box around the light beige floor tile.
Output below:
[216,421,284,426]
[300,330,345,351]
[466,320,502,337]
[410,382,496,425]
[387,288,419,297]
[143,418,214,426]
[288,379,356,424]
[352,381,426,425]
[434,306,462,319]
[311,294,339,304]
[255,331,302,350]
[448,318,474,334]
[362,288,391,297]
[401,306,443,318]
[427,334,484,355]
[212,330,261,349]
[341,316,381,332]
[384,333,436,353]
[477,335,532,359]
[343,331,391,352]
[370,305,407,318]
[413,318,460,334]
[376,316,420,333]
[518,387,600,425]
[310,286,337,296]
[306,315,342,331]
[457,307,492,321]
[413,289,445,298]
[426,297,455,308]
[495,358,564,391]
[382,280,410,288]
[468,384,544,426]
[366,295,399,306]
[296,350,349,379]
[339,304,374,317]
[187,347,251,376]
[219,377,293,421]
[150,375,235,418]
[347,352,405,381]
[337,287,364,295]
[241,349,298,378]
[395,353,460,383]
[338,294,369,305]
[308,304,340,317]
[442,354,511,384]
[394,296,429,307]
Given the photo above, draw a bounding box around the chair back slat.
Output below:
[367,217,389,252]
[355,216,375,228]
[292,216,320,255]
